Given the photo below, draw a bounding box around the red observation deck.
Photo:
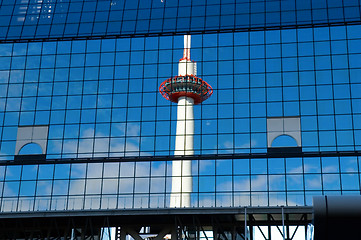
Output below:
[159,75,213,105]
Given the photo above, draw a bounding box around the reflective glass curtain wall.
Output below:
[0,0,361,212]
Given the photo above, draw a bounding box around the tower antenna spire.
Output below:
[182,35,191,61]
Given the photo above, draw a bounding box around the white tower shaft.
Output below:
[170,35,196,208]
[170,96,194,208]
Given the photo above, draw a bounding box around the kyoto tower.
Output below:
[159,35,213,208]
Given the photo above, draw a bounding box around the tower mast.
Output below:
[159,35,213,208]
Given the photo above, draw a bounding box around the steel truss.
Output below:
[0,207,312,240]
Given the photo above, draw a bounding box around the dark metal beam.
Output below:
[0,206,313,219]
[2,150,361,166]
[1,20,361,44]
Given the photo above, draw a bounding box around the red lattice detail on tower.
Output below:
[159,75,213,105]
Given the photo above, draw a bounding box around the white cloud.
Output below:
[53,123,148,157]
[217,139,258,154]
[126,123,140,136]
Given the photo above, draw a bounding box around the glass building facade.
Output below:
[1,0,361,213]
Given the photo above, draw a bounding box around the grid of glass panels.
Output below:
[1,0,360,41]
[1,25,361,159]
[0,156,360,212]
